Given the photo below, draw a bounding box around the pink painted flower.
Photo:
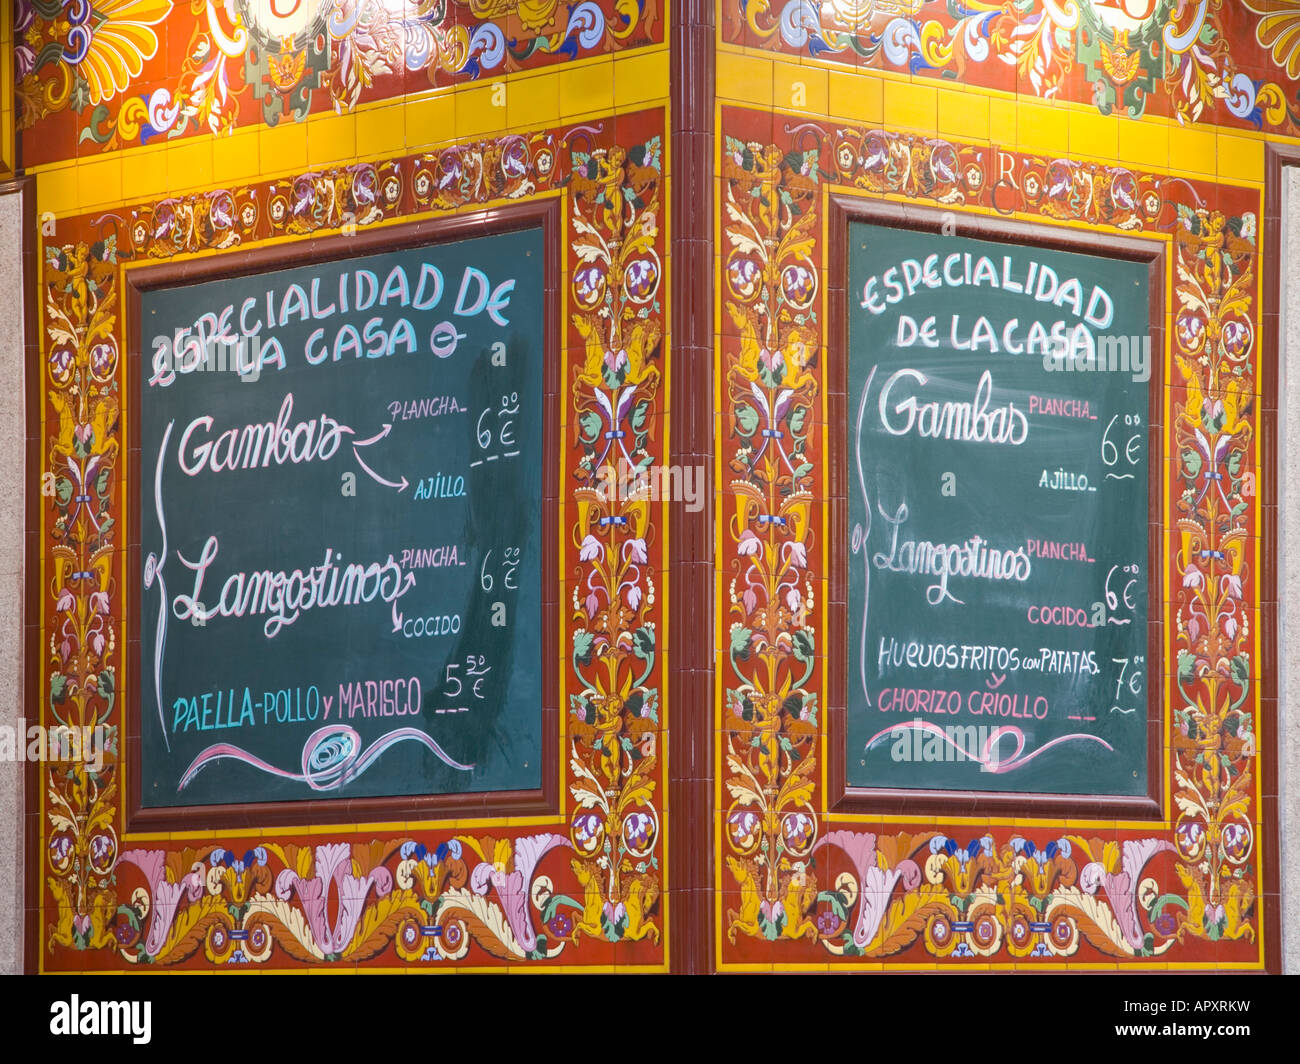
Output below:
[737,530,761,556]
[274,842,393,956]
[579,535,603,561]
[119,849,204,958]
[469,833,569,953]
[626,538,648,564]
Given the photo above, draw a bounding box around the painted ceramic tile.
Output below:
[716,103,1263,969]
[15,0,663,167]
[721,0,1300,139]
[38,106,669,970]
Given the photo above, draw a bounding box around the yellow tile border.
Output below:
[23,44,670,179]
[716,43,1280,183]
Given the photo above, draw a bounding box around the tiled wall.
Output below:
[18,3,672,972]
[7,0,1288,972]
[713,2,1277,971]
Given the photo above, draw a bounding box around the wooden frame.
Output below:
[121,199,563,832]
[825,194,1166,821]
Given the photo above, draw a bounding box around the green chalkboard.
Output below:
[846,220,1152,797]
[137,225,545,809]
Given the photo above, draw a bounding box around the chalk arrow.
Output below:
[392,599,403,633]
[353,446,408,491]
[986,672,1006,690]
[352,423,392,448]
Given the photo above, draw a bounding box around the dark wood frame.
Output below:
[121,200,562,832]
[826,194,1166,820]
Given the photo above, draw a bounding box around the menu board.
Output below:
[137,226,545,808]
[846,221,1151,797]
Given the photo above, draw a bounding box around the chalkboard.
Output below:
[134,221,548,812]
[845,218,1154,798]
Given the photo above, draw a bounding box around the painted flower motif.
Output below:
[270,197,287,223]
[90,339,117,379]
[758,346,785,378]
[131,220,149,247]
[414,172,431,197]
[468,833,569,954]
[1143,190,1162,218]
[622,811,655,850]
[964,163,983,190]
[1176,820,1205,858]
[836,142,856,172]
[1024,173,1041,199]
[274,842,394,956]
[572,811,603,850]
[59,0,175,106]
[1246,1,1300,80]
[781,811,815,851]
[737,529,761,556]
[1222,821,1251,859]
[579,534,603,561]
[49,343,75,386]
[815,909,839,936]
[240,203,256,229]
[624,256,659,302]
[604,348,629,376]
[1222,318,1251,358]
[112,917,140,947]
[88,831,115,874]
[49,834,73,864]
[1177,312,1206,350]
[573,263,606,308]
[727,809,760,850]
[547,912,573,938]
[383,176,400,204]
[1182,565,1204,589]
[727,253,761,301]
[781,263,816,308]
[534,149,554,176]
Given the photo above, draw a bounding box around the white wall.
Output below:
[0,182,26,973]
[1282,170,1300,975]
